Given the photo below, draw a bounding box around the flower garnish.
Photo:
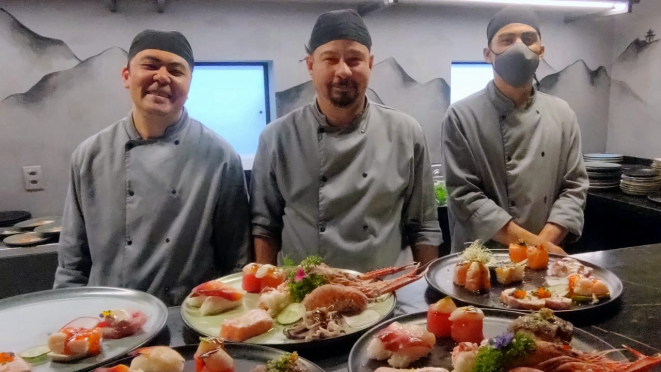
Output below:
[489,332,514,349]
[294,268,306,282]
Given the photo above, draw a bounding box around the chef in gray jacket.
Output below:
[250,10,442,271]
[54,30,250,305]
[442,6,588,253]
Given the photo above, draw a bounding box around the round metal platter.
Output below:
[3,232,52,247]
[181,271,396,351]
[14,216,61,230]
[425,250,623,314]
[648,192,661,204]
[0,226,24,238]
[0,287,168,372]
[348,310,626,372]
[97,343,325,372]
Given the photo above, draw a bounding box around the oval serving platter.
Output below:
[425,250,623,314]
[181,271,396,351]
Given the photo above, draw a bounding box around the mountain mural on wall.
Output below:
[608,29,661,158]
[276,57,450,163]
[0,8,80,101]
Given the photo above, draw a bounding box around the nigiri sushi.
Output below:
[98,309,147,339]
[188,280,246,316]
[0,353,31,372]
[568,274,610,298]
[130,346,184,372]
[464,261,490,293]
[366,322,436,368]
[195,337,234,372]
[242,263,286,293]
[220,309,273,342]
[448,306,484,344]
[451,342,479,372]
[526,245,549,270]
[47,318,103,362]
[427,297,457,338]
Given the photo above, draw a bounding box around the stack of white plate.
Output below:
[585,162,622,189]
[620,168,661,196]
[583,153,624,164]
[652,158,661,174]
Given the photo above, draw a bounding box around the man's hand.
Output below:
[494,221,567,255]
[539,222,569,246]
[412,244,439,266]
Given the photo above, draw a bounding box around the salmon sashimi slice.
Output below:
[220,309,273,342]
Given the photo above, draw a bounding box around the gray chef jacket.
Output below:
[53,110,250,305]
[442,81,588,253]
[250,99,442,272]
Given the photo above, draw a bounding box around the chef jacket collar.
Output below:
[487,80,538,115]
[125,108,189,141]
[312,95,370,134]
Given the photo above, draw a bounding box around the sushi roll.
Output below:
[526,245,549,270]
[189,280,246,316]
[509,242,528,263]
[464,261,490,293]
[448,306,484,344]
[366,322,436,368]
[494,262,525,285]
[129,347,184,372]
[427,297,457,338]
[242,263,286,293]
[195,337,234,372]
[220,309,274,342]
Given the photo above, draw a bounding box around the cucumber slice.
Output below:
[276,303,305,325]
[19,345,51,364]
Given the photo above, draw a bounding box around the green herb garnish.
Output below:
[473,333,536,372]
[285,255,327,302]
[266,351,300,372]
[435,182,447,206]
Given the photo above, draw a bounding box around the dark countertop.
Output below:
[150,244,661,372]
[589,188,661,214]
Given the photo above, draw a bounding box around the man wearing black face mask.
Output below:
[441,6,588,254]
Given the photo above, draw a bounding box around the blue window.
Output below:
[450,62,493,104]
[185,62,271,170]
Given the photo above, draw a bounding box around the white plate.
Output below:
[0,287,168,372]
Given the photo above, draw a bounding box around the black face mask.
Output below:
[490,42,540,88]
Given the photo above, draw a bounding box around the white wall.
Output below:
[0,0,614,217]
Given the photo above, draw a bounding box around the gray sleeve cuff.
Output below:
[547,200,585,240]
[466,199,512,242]
[252,224,279,239]
[408,220,443,247]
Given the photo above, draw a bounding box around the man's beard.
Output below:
[327,79,359,108]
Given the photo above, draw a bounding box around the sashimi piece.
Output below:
[98,309,147,339]
[453,262,470,286]
[448,306,484,344]
[451,342,479,372]
[220,309,273,342]
[543,297,572,310]
[464,261,490,293]
[48,326,103,361]
[367,322,435,368]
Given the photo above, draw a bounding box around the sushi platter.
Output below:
[97,341,325,372]
[425,246,623,314]
[181,263,398,350]
[0,287,167,372]
[348,308,630,372]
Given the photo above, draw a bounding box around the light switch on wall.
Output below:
[23,165,45,191]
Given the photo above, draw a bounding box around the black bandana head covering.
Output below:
[487,6,541,45]
[306,9,372,54]
[128,29,194,68]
